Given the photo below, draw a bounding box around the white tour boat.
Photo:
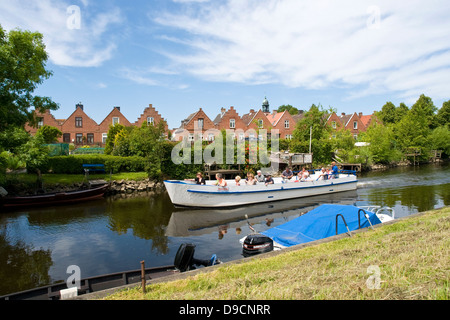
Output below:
[164,171,358,208]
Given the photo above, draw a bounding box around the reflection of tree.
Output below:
[366,184,449,212]
[0,230,53,296]
[106,193,174,255]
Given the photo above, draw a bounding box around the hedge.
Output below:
[41,155,147,174]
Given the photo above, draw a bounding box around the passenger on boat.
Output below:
[185,172,206,185]
[300,167,310,181]
[317,167,328,180]
[265,174,274,186]
[245,173,257,185]
[235,175,242,186]
[330,162,339,179]
[256,170,265,183]
[281,167,294,181]
[215,173,227,187]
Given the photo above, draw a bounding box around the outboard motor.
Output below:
[242,233,274,257]
[174,243,220,272]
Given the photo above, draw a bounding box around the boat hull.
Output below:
[0,184,109,209]
[164,175,357,208]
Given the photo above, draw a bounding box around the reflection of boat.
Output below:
[241,204,395,256]
[0,184,109,209]
[166,191,358,237]
[164,172,357,208]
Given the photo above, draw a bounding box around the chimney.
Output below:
[76,102,84,110]
[359,112,363,117]
[114,106,121,111]
[221,107,226,114]
[341,112,346,116]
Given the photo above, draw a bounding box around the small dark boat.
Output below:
[0,243,220,300]
[0,184,109,209]
[0,265,178,300]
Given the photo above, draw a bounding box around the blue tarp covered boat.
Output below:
[260,204,382,248]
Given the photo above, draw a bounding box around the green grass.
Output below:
[105,207,449,300]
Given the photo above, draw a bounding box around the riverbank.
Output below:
[101,206,449,300]
[1,172,165,196]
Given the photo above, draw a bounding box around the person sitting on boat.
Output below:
[215,173,227,187]
[256,170,265,183]
[185,172,206,185]
[300,167,310,181]
[245,173,257,185]
[330,162,339,179]
[235,175,242,186]
[317,167,328,180]
[281,167,294,181]
[264,174,274,186]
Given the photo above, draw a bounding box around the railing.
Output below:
[335,214,352,237]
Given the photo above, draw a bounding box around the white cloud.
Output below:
[154,0,450,100]
[0,0,123,67]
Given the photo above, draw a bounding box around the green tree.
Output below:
[18,135,49,189]
[436,100,450,128]
[0,25,58,131]
[377,102,397,124]
[428,126,450,156]
[410,94,438,129]
[292,104,332,165]
[0,127,30,153]
[277,105,299,115]
[361,123,401,164]
[35,125,62,144]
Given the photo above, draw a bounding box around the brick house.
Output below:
[265,110,296,140]
[25,103,167,147]
[61,103,100,145]
[24,109,64,136]
[134,104,168,132]
[241,109,273,139]
[176,108,217,142]
[98,107,132,145]
[326,112,381,139]
[213,106,247,140]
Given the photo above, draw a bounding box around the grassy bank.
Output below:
[105,206,449,300]
[2,172,149,194]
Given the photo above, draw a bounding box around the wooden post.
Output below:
[140,260,146,294]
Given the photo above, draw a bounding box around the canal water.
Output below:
[0,164,448,296]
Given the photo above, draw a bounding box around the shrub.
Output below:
[43,155,146,174]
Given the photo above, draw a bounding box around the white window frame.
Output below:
[229,118,235,129]
[112,117,120,125]
[284,120,289,128]
[147,117,154,125]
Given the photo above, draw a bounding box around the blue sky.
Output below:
[1,0,449,129]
